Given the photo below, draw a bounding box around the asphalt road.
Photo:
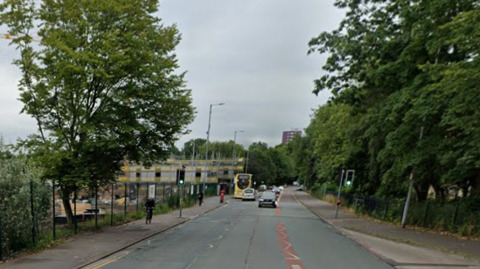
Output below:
[86,188,392,269]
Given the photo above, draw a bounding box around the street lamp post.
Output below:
[231,130,244,181]
[191,142,196,182]
[203,103,225,192]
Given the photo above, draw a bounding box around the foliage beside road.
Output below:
[289,0,480,205]
[0,141,50,257]
[0,0,194,225]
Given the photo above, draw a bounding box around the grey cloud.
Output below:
[0,0,343,149]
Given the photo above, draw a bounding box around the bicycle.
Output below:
[145,206,154,224]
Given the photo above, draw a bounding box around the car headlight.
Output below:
[259,199,264,202]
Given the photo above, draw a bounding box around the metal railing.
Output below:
[0,181,219,260]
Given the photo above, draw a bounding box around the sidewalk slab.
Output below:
[293,191,480,259]
[0,196,227,269]
[343,229,480,269]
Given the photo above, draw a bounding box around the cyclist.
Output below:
[145,197,155,224]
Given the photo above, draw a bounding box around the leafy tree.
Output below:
[288,135,312,185]
[247,148,276,185]
[183,138,207,159]
[0,0,194,223]
[268,145,294,185]
[196,140,245,160]
[249,142,268,151]
[304,0,480,201]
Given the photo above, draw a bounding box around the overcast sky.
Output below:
[0,0,343,149]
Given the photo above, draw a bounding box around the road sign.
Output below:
[148,185,155,198]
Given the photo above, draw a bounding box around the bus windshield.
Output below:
[237,177,249,189]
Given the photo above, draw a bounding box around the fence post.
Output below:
[95,183,98,229]
[163,183,166,200]
[74,186,77,234]
[52,181,56,241]
[154,183,157,201]
[383,200,389,220]
[136,182,139,212]
[30,180,36,247]
[110,184,114,226]
[0,201,3,261]
[452,203,460,226]
[422,201,430,227]
[124,183,127,219]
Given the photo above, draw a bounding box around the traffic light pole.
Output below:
[177,167,186,218]
[334,167,345,219]
[179,184,183,218]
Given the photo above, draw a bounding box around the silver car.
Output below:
[242,188,256,201]
[258,191,277,208]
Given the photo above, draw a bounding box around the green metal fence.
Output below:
[0,181,219,260]
[311,187,480,237]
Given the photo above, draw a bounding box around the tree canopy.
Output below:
[0,0,194,222]
[290,0,480,201]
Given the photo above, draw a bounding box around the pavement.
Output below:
[0,195,227,269]
[293,189,480,269]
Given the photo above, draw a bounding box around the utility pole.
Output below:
[401,50,438,228]
[401,119,426,228]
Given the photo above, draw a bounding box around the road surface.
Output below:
[84,188,391,269]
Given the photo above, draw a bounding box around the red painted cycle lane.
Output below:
[276,223,307,269]
[276,192,283,216]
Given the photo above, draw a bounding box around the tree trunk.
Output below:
[431,183,445,200]
[468,169,480,196]
[414,183,429,202]
[60,186,74,225]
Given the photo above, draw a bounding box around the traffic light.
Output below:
[176,169,186,185]
[344,170,355,187]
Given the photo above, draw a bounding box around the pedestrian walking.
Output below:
[198,192,204,206]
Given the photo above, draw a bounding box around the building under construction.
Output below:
[118,158,246,185]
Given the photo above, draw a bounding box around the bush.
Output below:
[0,153,49,256]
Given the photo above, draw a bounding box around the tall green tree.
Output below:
[0,0,194,223]
[248,148,276,185]
[183,138,207,159]
[268,144,294,185]
[306,0,480,200]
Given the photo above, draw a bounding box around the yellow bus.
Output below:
[234,173,253,198]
